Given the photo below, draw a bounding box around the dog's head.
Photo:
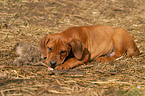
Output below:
[39,34,84,68]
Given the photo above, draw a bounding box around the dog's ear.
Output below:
[68,38,85,60]
[39,35,50,58]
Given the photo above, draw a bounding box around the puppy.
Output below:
[39,25,140,70]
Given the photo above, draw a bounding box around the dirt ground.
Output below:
[0,0,145,96]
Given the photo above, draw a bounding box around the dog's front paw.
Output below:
[96,57,109,63]
[54,64,70,70]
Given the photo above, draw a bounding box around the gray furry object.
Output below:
[13,42,43,66]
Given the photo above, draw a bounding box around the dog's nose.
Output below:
[50,60,56,65]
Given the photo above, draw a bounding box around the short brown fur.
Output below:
[39,25,140,70]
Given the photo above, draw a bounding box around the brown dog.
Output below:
[39,25,140,70]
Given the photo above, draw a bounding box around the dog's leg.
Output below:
[95,28,139,63]
[95,46,125,63]
[55,52,90,70]
[54,58,84,70]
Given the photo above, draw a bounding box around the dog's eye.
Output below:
[60,51,66,54]
[48,47,52,52]
[44,57,47,59]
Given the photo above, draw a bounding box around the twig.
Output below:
[63,0,79,7]
[92,81,133,85]
[33,62,48,67]
[1,88,20,93]
[55,1,67,6]
[36,88,46,96]
[55,79,63,85]
[51,69,86,75]
[4,93,22,96]
[0,91,5,96]
[11,77,32,80]
[46,89,71,94]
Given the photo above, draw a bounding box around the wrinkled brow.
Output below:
[48,38,69,52]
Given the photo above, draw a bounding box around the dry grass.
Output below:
[0,0,145,96]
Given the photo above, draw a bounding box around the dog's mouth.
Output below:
[50,62,61,68]
[49,58,66,68]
